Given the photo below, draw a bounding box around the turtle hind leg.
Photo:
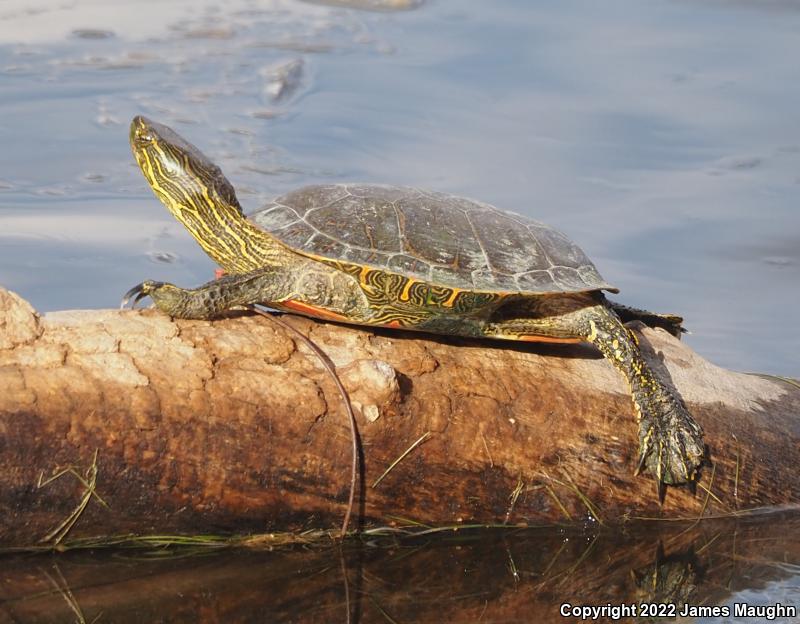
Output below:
[483,295,705,487]
[607,299,685,338]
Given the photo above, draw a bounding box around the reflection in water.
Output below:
[632,543,700,613]
[1,511,798,622]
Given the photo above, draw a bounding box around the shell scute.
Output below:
[250,184,616,294]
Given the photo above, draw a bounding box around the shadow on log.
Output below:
[0,286,798,547]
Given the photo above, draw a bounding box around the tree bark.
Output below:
[0,286,798,547]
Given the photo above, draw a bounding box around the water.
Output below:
[0,0,798,620]
[1,512,799,623]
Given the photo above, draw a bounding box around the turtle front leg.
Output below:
[121,262,373,321]
[121,271,291,319]
[484,295,705,487]
[122,279,237,320]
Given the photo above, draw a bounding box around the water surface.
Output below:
[1,512,799,623]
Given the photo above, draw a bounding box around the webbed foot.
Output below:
[636,400,705,486]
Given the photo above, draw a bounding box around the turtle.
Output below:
[122,115,705,488]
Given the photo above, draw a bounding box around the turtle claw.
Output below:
[636,401,705,487]
[120,283,144,309]
[120,280,162,310]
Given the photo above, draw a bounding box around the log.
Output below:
[0,286,798,547]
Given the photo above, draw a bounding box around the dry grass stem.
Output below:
[504,477,525,524]
[372,431,432,489]
[479,431,494,467]
[561,471,605,526]
[544,484,573,521]
[38,450,104,545]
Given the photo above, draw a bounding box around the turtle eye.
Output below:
[131,117,156,146]
[135,128,154,145]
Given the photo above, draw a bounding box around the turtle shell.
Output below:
[249,184,618,294]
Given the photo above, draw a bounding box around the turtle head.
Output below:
[130,115,243,220]
[130,116,251,269]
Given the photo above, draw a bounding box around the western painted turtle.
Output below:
[122,116,705,487]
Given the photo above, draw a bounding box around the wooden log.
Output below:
[0,286,798,547]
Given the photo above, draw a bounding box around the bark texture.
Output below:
[0,287,798,546]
